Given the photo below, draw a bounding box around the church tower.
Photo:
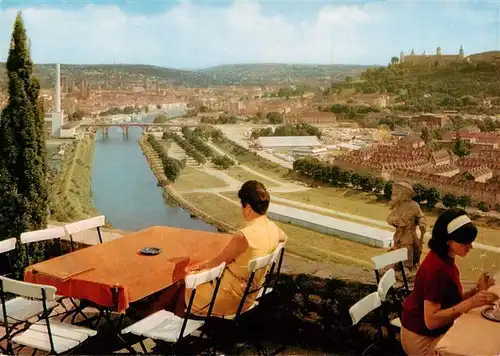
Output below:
[400,50,405,63]
[436,47,442,56]
[459,45,465,59]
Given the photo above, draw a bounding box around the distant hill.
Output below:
[353,61,500,112]
[0,63,214,88]
[0,62,373,88]
[198,63,373,85]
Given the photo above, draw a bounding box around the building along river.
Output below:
[90,115,216,232]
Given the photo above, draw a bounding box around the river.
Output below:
[90,115,216,232]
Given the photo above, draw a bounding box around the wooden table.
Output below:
[24,226,232,312]
[435,285,500,356]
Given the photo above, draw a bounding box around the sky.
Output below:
[0,0,499,68]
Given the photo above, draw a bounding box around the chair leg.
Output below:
[361,340,378,356]
[139,340,148,354]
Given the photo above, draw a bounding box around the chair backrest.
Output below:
[20,226,66,244]
[248,251,276,273]
[378,268,396,301]
[349,291,382,326]
[0,276,58,353]
[0,276,57,301]
[185,262,226,289]
[371,248,408,270]
[183,262,226,340]
[64,215,105,235]
[231,250,277,320]
[0,238,16,255]
[65,215,105,249]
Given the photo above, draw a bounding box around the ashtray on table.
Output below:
[481,306,500,322]
[140,247,162,255]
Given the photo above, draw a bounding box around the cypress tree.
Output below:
[0,12,48,274]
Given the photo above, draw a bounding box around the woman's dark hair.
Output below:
[429,208,477,259]
[238,180,270,215]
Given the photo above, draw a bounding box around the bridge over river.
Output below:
[80,122,280,137]
[80,122,208,137]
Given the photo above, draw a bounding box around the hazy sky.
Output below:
[0,0,499,68]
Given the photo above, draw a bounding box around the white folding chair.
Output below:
[0,276,96,355]
[349,292,383,355]
[0,237,57,330]
[20,226,67,265]
[21,227,95,326]
[121,262,226,354]
[64,215,105,251]
[0,238,17,277]
[256,242,286,301]
[377,269,402,329]
[206,251,279,356]
[371,248,410,295]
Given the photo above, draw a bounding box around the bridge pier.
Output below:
[102,127,109,138]
[121,125,129,138]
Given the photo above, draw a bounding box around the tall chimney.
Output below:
[55,63,61,113]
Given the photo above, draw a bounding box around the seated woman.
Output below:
[401,208,498,356]
[185,180,287,317]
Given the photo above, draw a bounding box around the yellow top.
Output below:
[189,215,286,317]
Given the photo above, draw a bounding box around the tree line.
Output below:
[162,131,206,165]
[146,135,184,182]
[251,123,322,139]
[293,157,491,213]
[183,127,235,169]
[200,115,238,125]
[98,106,142,117]
[181,127,215,158]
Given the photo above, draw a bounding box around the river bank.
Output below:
[50,134,101,223]
[138,135,234,232]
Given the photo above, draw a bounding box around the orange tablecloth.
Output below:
[435,285,500,356]
[24,226,232,312]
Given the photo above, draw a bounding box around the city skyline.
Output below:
[0,0,499,68]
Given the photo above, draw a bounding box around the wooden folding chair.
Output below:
[0,276,96,355]
[121,262,226,354]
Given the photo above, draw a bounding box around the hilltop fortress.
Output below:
[398,47,500,68]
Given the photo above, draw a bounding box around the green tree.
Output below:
[212,156,234,170]
[478,202,490,213]
[424,187,440,210]
[0,12,49,275]
[412,183,427,203]
[457,195,472,209]
[383,181,393,200]
[442,194,458,209]
[453,137,471,157]
[373,177,385,194]
[391,56,399,65]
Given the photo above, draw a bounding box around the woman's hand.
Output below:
[185,261,208,274]
[477,272,495,291]
[469,290,499,309]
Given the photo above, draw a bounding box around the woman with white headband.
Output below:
[400,208,499,356]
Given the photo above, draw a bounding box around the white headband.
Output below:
[447,215,472,234]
